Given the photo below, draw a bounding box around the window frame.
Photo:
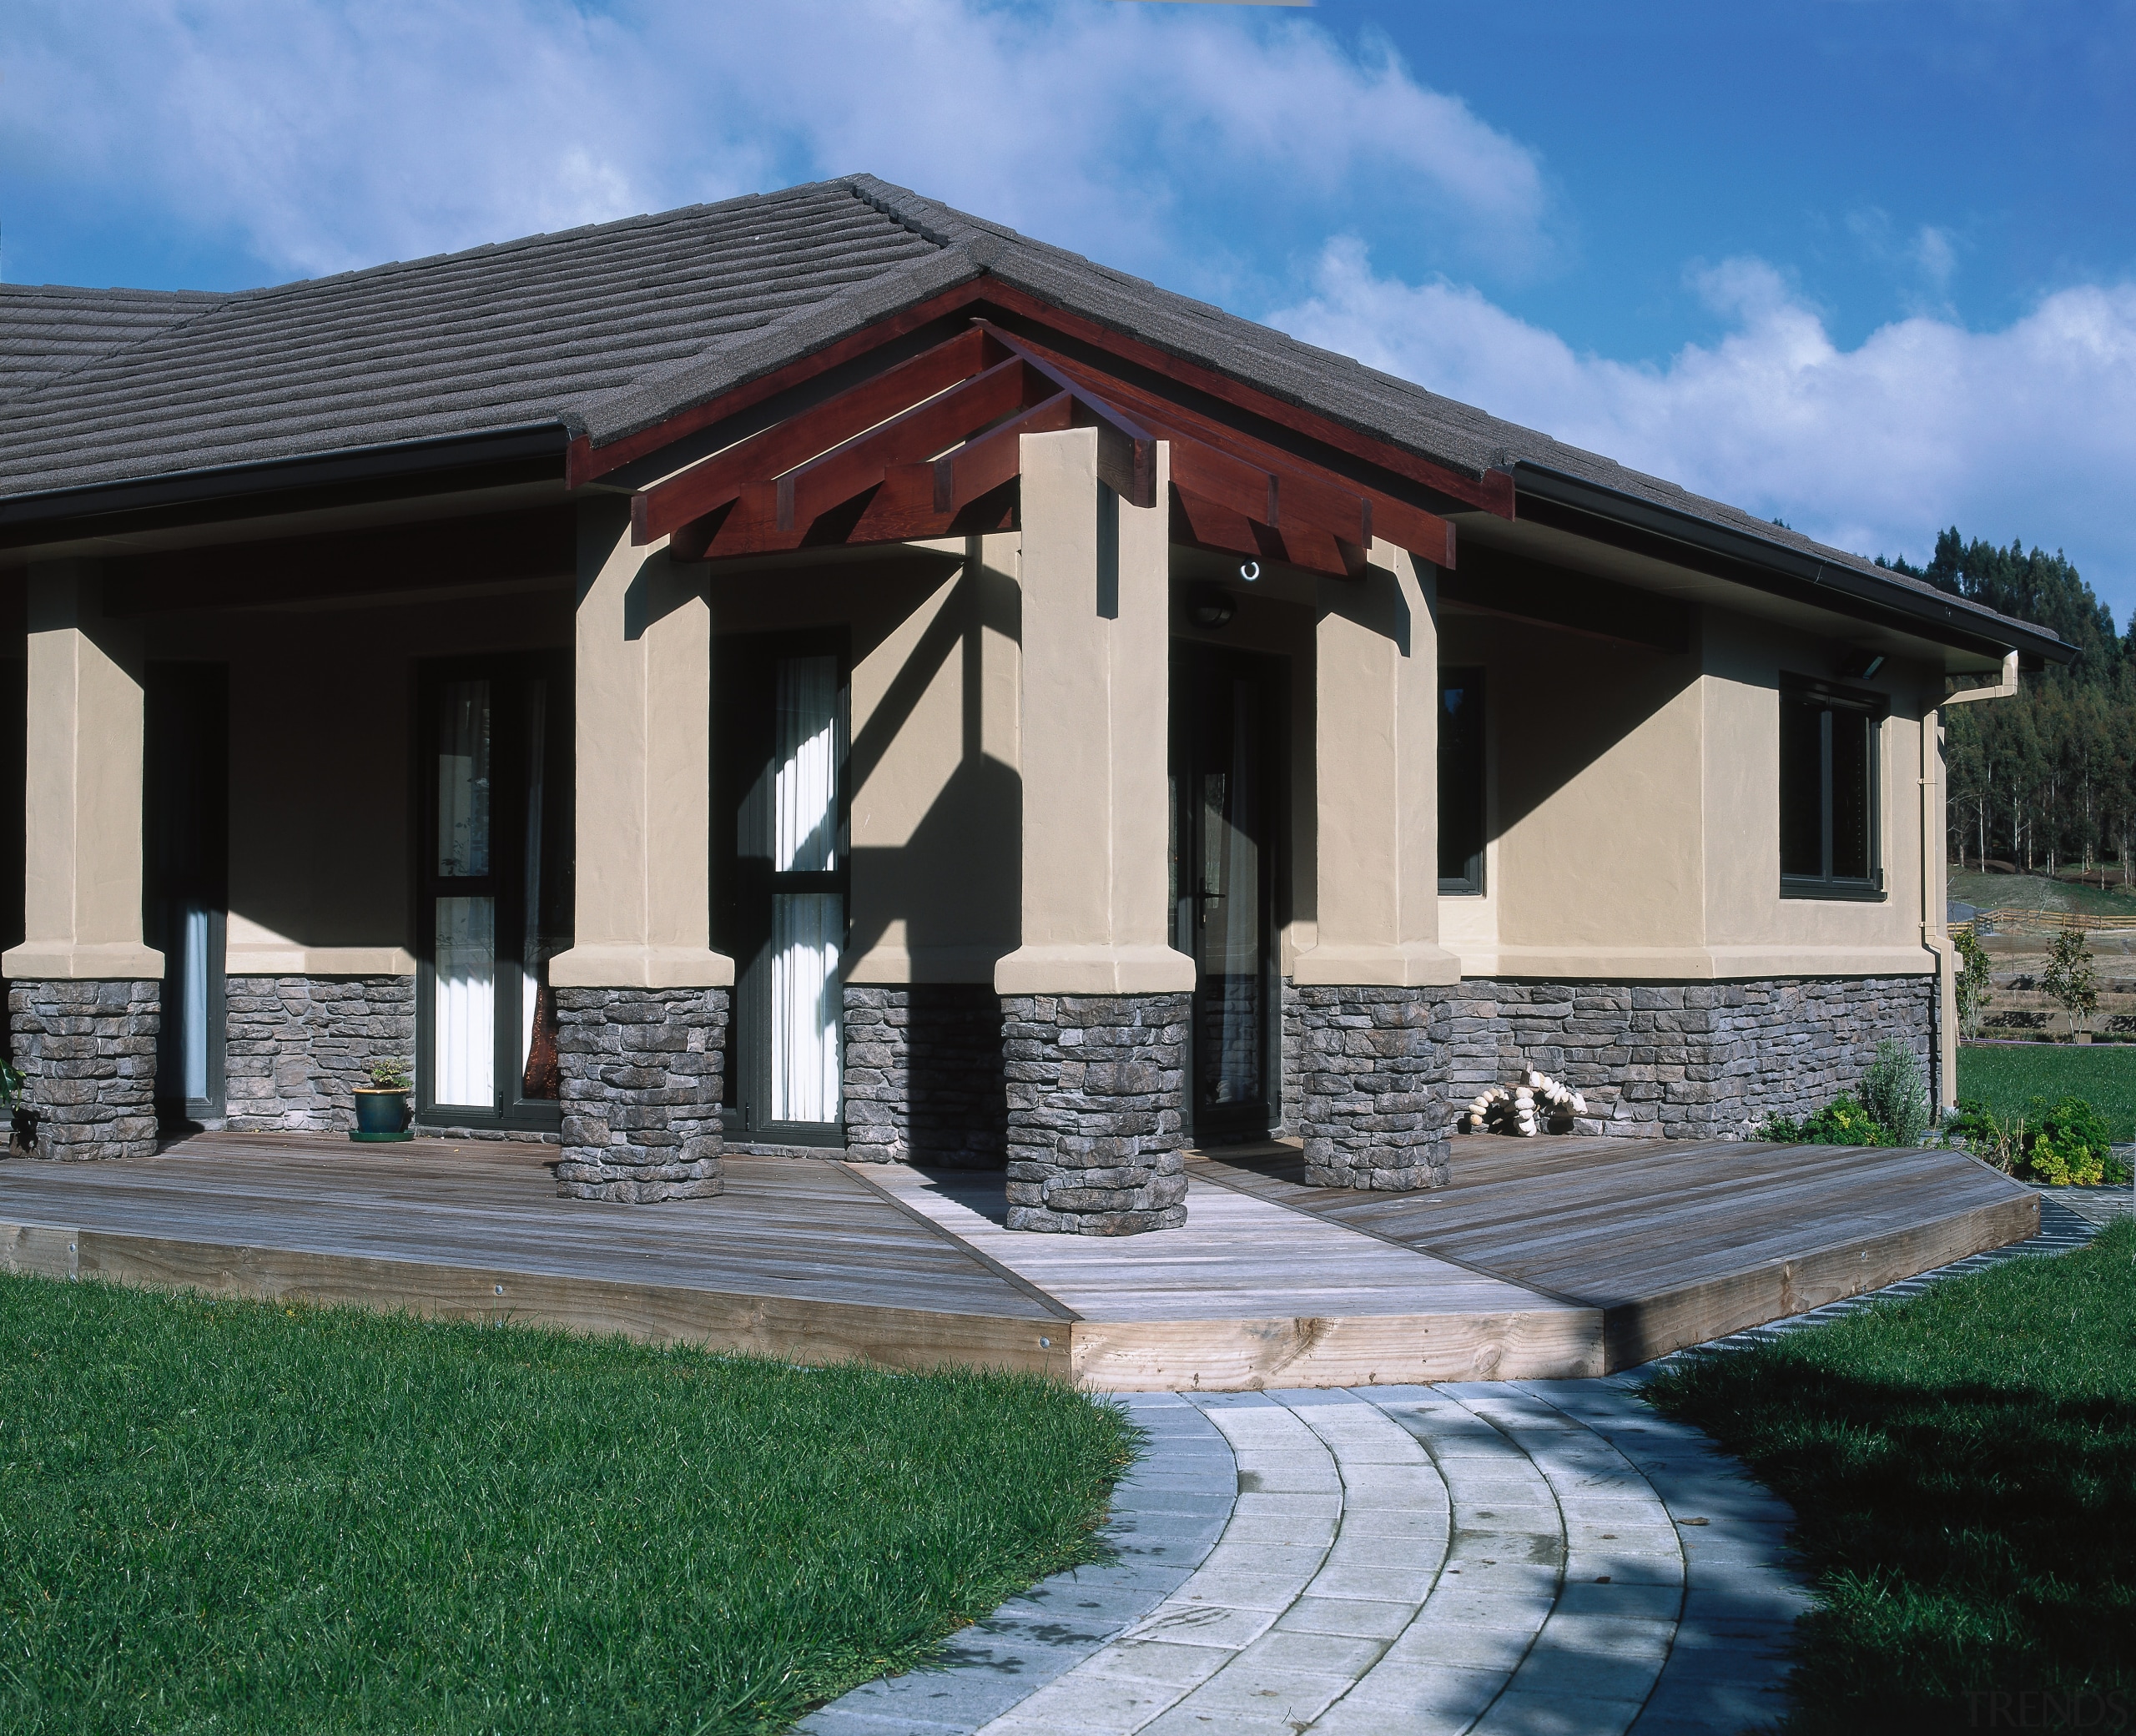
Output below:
[1777,674,1887,903]
[1438,664,1488,897]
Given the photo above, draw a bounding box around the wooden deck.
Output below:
[0,1129,2038,1388]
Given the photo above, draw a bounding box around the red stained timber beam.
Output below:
[632,325,1003,546]
[776,355,1046,531]
[987,325,1457,568]
[1171,486,1363,581]
[970,323,1158,508]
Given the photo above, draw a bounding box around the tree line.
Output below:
[1877,530,2133,878]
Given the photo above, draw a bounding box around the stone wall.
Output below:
[554,986,726,1202]
[1436,974,1937,1142]
[8,979,160,1160]
[842,984,1007,1166]
[1294,984,1449,1190]
[1002,992,1188,1234]
[224,975,416,1131]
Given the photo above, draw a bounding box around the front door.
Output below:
[1172,644,1282,1142]
[416,655,572,1133]
[713,633,850,1145]
[146,663,228,1130]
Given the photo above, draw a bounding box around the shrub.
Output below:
[1949,1093,2124,1185]
[1952,926,1994,1038]
[2028,1095,2115,1185]
[1758,1093,1894,1146]
[1861,1039,1930,1146]
[2041,923,2100,1037]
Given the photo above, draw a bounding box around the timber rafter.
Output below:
[632,314,1458,579]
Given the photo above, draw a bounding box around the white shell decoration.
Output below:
[1458,1070,1587,1136]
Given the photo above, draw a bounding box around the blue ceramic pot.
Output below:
[354,1089,410,1135]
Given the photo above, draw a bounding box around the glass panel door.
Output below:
[431,679,496,1110]
[1172,646,1280,1141]
[146,664,228,1128]
[417,657,572,1130]
[714,635,849,1142]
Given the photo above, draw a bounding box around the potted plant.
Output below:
[0,1059,28,1153]
[351,1056,414,1142]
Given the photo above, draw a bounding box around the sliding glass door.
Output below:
[714,634,849,1144]
[146,663,228,1129]
[416,655,572,1133]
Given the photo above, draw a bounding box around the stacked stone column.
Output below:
[1290,541,1462,1192]
[3,559,169,1160]
[994,429,1194,1234]
[6,980,159,1160]
[555,986,727,1200]
[545,502,733,1203]
[1003,992,1187,1233]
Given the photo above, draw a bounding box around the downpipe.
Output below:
[1927,651,2019,1110]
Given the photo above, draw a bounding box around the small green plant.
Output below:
[1949,1093,2123,1185]
[1952,926,1995,1039]
[1757,1090,1895,1146]
[0,1059,23,1109]
[2027,1094,2115,1185]
[359,1056,412,1092]
[2041,922,2100,1038]
[1861,1039,1931,1146]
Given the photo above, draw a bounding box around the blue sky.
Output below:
[5,1,2133,618]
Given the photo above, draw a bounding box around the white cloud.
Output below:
[1269,239,2136,611]
[0,0,1548,286]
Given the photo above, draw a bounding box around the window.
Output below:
[1438,667,1486,895]
[1780,678,1884,898]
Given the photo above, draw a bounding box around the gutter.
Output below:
[1923,652,2021,1109]
[1510,462,2075,667]
[0,423,570,546]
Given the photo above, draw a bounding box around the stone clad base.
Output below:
[1002,993,1188,1235]
[225,974,416,1130]
[554,986,728,1202]
[843,984,1008,1165]
[1441,974,1938,1140]
[1296,984,1449,1191]
[8,979,160,1160]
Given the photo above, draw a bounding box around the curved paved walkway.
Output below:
[804,1381,1803,1735]
[807,1192,2105,1736]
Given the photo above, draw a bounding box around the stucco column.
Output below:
[549,500,730,1202]
[3,560,162,1160]
[1292,540,1459,1191]
[998,429,1191,1235]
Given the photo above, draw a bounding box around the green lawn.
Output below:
[1958,1041,2136,1141]
[0,1275,1133,1735]
[1950,868,2136,916]
[1646,1220,2136,1733]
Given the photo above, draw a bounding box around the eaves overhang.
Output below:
[0,424,571,551]
[1509,461,2076,669]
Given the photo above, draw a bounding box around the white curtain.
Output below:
[521,680,547,1081]
[436,896,496,1108]
[771,656,842,1122]
[773,893,842,1122]
[179,903,210,1102]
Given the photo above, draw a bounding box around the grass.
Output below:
[1645,1220,2136,1733]
[0,1274,1134,1735]
[1958,1041,2136,1142]
[1950,868,2136,917]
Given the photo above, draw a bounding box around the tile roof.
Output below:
[0,174,2063,656]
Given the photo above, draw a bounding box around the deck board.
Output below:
[0,1126,2043,1386]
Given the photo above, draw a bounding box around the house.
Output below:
[0,176,2071,1236]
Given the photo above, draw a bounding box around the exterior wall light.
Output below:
[1186,584,1237,630]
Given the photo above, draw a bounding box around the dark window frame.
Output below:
[712,627,853,1148]
[1778,675,1887,902]
[1438,665,1488,896]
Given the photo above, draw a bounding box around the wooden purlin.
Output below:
[642,311,1463,571]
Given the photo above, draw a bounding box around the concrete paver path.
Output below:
[804,1382,1803,1736]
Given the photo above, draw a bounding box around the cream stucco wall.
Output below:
[1438,600,1937,982]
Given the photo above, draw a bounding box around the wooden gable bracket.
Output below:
[633,318,1457,580]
